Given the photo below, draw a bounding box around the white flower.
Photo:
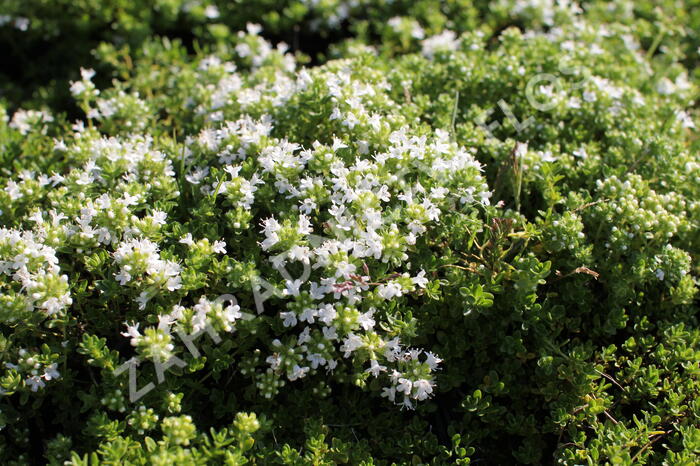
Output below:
[366,359,386,377]
[70,81,87,96]
[53,139,68,151]
[676,110,695,129]
[332,137,348,152]
[298,326,311,344]
[656,77,675,95]
[573,147,588,159]
[322,326,338,341]
[540,150,558,162]
[413,379,434,400]
[213,240,227,254]
[204,5,220,19]
[284,279,303,297]
[384,338,402,362]
[421,30,460,59]
[185,167,209,185]
[358,310,375,330]
[266,354,281,370]
[26,375,46,392]
[340,333,363,357]
[150,210,167,225]
[121,322,141,340]
[158,313,176,331]
[280,311,297,327]
[396,378,413,395]
[81,68,96,80]
[288,364,309,381]
[179,233,195,246]
[41,296,70,316]
[326,359,338,372]
[583,90,597,102]
[307,353,325,369]
[401,397,415,410]
[299,307,317,323]
[381,386,396,402]
[406,349,422,361]
[136,291,151,310]
[246,23,262,35]
[306,282,327,300]
[412,270,428,288]
[223,304,242,326]
[377,282,403,300]
[425,352,442,370]
[260,217,281,250]
[317,304,337,325]
[43,363,60,381]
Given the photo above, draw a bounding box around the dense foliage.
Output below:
[0,1,699,464]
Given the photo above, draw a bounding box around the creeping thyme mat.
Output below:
[1,2,700,464]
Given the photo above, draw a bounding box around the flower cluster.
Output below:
[3,348,60,392]
[0,229,72,320]
[114,238,183,310]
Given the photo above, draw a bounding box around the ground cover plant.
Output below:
[0,1,699,464]
[2,0,699,109]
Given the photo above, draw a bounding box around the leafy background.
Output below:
[0,1,699,464]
